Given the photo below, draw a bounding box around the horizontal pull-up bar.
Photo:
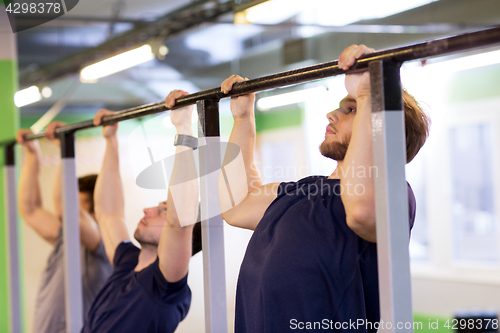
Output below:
[2,25,499,146]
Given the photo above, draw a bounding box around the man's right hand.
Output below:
[221,75,255,120]
[44,121,66,146]
[93,109,118,139]
[16,129,37,154]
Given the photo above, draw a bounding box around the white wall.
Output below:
[412,277,500,317]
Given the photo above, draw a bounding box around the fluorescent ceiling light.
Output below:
[14,86,42,107]
[299,0,438,27]
[185,24,263,64]
[159,45,169,56]
[400,49,500,106]
[244,0,303,25]
[41,86,52,98]
[243,0,437,26]
[257,86,327,110]
[423,49,500,74]
[80,45,154,81]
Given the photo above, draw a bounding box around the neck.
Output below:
[329,160,344,179]
[134,244,158,272]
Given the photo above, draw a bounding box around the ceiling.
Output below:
[14,0,500,118]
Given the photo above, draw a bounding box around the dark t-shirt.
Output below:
[81,242,191,333]
[235,176,416,333]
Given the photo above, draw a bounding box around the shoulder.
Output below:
[137,258,192,305]
[113,241,140,268]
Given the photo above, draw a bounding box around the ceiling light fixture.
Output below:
[239,0,437,26]
[159,45,169,56]
[80,44,155,81]
[257,86,327,111]
[424,49,500,74]
[241,0,300,25]
[14,86,42,107]
[41,86,52,98]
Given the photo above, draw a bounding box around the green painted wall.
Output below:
[0,58,21,332]
[447,63,500,104]
[414,313,452,333]
[255,106,304,132]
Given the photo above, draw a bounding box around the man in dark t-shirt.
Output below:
[81,90,199,333]
[219,45,430,332]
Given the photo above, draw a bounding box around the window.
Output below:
[449,123,498,263]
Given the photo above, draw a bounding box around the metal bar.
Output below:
[197,99,228,333]
[60,132,84,333]
[0,25,497,146]
[370,60,413,332]
[215,22,490,35]
[4,144,22,333]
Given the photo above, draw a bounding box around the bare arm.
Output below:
[222,182,280,230]
[79,208,101,251]
[93,111,130,263]
[158,90,199,282]
[219,75,278,230]
[52,162,63,219]
[338,45,377,242]
[16,130,60,244]
[45,122,102,251]
[43,122,65,219]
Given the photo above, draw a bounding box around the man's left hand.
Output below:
[339,44,375,100]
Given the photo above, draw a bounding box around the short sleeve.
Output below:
[113,242,140,269]
[140,259,189,296]
[90,239,108,260]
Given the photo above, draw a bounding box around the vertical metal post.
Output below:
[197,99,228,333]
[369,60,413,332]
[4,144,22,333]
[60,132,83,333]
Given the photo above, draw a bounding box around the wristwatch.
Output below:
[174,134,198,150]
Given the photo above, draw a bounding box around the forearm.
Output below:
[18,150,60,243]
[52,162,63,218]
[340,97,376,233]
[160,125,198,282]
[220,115,262,216]
[95,136,124,221]
[18,152,42,217]
[79,208,100,251]
[166,125,198,227]
[229,115,262,191]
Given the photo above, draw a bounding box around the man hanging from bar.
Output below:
[219,45,430,332]
[16,123,113,333]
[81,90,200,333]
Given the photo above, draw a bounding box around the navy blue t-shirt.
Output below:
[81,242,191,333]
[235,176,416,333]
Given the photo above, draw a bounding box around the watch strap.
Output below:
[174,134,198,150]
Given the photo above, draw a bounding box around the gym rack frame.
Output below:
[2,25,500,333]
